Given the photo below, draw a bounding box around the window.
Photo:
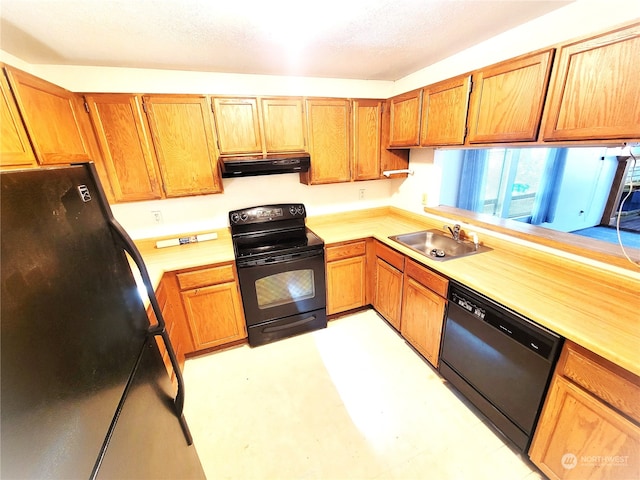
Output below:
[449,147,568,225]
[436,146,640,253]
[481,148,549,220]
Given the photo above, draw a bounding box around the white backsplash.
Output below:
[112,173,405,239]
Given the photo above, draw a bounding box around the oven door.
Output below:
[236,249,326,327]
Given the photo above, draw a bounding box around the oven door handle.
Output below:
[262,314,318,333]
[237,249,323,267]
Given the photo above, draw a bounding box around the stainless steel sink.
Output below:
[389,229,490,261]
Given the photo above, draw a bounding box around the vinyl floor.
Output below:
[183,310,545,479]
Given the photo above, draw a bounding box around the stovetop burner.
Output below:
[229,203,324,261]
[232,228,324,259]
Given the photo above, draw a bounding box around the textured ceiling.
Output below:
[0,0,573,81]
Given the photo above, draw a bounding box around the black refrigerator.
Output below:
[1,164,205,479]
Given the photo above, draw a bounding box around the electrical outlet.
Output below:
[359,188,365,200]
[151,210,163,224]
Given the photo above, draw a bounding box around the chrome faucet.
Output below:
[444,223,461,241]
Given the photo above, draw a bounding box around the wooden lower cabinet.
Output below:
[529,341,640,480]
[176,263,247,351]
[373,240,404,330]
[400,260,448,368]
[370,241,448,368]
[325,240,367,315]
[147,274,193,386]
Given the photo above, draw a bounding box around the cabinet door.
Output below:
[543,22,640,141]
[302,98,351,184]
[352,99,382,181]
[181,281,247,350]
[529,376,640,480]
[401,276,446,367]
[0,70,36,168]
[147,281,176,387]
[261,97,306,153]
[420,75,471,146]
[212,97,262,154]
[467,50,554,143]
[388,89,422,147]
[379,100,410,175]
[144,95,223,197]
[326,256,366,315]
[374,258,403,330]
[5,67,94,165]
[85,94,163,202]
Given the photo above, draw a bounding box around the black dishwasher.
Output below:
[439,282,563,452]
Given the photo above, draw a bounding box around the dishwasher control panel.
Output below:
[448,283,560,360]
[452,291,486,320]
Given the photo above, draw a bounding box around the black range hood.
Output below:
[220,152,310,178]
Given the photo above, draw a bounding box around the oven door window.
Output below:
[255,269,315,309]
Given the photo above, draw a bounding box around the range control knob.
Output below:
[240,213,248,222]
[230,213,240,223]
[289,206,297,215]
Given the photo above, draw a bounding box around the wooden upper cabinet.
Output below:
[260,97,306,152]
[301,98,350,185]
[143,95,222,197]
[352,99,382,180]
[380,99,410,175]
[212,96,307,155]
[85,94,163,202]
[388,89,422,147]
[542,22,640,141]
[421,75,471,146]
[467,50,554,144]
[0,69,36,168]
[211,97,262,155]
[4,67,94,165]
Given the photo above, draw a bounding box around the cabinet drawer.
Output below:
[404,259,448,298]
[375,241,405,271]
[177,264,236,290]
[558,341,640,423]
[326,241,366,262]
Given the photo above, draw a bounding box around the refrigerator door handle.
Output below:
[152,329,194,446]
[107,220,192,444]
[84,162,192,446]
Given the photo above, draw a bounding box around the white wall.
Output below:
[541,149,617,232]
[393,1,640,95]
[389,149,443,215]
[112,174,400,239]
[21,64,394,98]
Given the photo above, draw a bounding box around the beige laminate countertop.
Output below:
[135,207,640,377]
